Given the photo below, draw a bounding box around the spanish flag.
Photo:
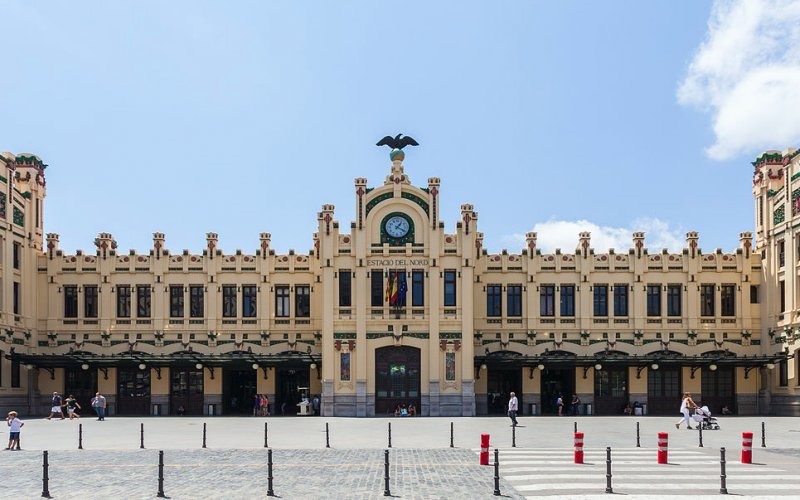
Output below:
[391,271,399,305]
[385,271,393,303]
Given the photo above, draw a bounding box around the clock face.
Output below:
[385,215,410,238]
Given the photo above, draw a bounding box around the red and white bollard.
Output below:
[741,432,753,464]
[574,432,584,464]
[480,433,490,466]
[657,432,668,464]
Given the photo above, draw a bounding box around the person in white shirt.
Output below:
[6,411,23,451]
[675,392,697,430]
[508,392,519,426]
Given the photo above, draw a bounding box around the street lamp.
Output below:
[650,363,659,370]
[81,363,89,370]
[138,363,146,370]
[594,363,603,371]
[310,363,317,370]
[252,363,259,370]
[766,363,775,370]
[480,364,487,371]
[537,364,545,371]
[195,363,203,370]
[709,364,718,371]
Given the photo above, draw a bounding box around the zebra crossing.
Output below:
[476,447,800,497]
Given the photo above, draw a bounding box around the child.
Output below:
[6,411,23,451]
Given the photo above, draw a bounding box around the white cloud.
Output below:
[503,217,685,253]
[678,0,800,160]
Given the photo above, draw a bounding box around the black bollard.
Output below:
[761,421,766,448]
[493,448,501,496]
[140,423,145,449]
[41,450,50,498]
[605,447,613,494]
[157,450,166,498]
[636,421,640,448]
[202,422,207,449]
[78,423,83,450]
[574,421,577,433]
[698,424,704,448]
[512,424,516,448]
[264,422,268,448]
[326,422,330,448]
[384,449,391,497]
[719,447,728,494]
[388,422,392,448]
[450,422,454,448]
[267,448,275,496]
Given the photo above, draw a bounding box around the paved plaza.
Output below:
[0,416,799,498]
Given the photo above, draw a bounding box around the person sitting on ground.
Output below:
[623,402,633,415]
[400,405,408,417]
[408,403,416,416]
[721,405,733,415]
[176,405,185,416]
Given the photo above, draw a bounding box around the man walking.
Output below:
[91,392,107,421]
[46,392,64,420]
[508,391,519,427]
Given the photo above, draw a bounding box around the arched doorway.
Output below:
[375,346,421,415]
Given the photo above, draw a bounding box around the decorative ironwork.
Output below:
[774,206,785,225]
[12,206,23,226]
[401,192,429,215]
[365,191,393,216]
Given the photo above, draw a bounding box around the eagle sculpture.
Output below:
[376,134,419,150]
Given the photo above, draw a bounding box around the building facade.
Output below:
[0,146,798,417]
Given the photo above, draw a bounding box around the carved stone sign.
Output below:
[367,258,429,267]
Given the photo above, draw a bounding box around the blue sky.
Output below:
[2,1,797,254]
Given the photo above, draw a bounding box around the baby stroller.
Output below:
[692,406,720,430]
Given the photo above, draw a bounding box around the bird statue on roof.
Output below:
[376,134,419,162]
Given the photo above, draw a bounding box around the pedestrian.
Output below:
[312,395,320,416]
[6,411,23,451]
[508,391,519,427]
[570,394,581,416]
[261,394,270,416]
[675,392,697,430]
[91,392,107,421]
[65,394,81,420]
[47,392,65,420]
[253,394,260,416]
[556,394,564,416]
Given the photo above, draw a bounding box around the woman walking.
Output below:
[675,392,697,429]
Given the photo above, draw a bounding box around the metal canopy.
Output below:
[474,351,787,369]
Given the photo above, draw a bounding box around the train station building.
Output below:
[0,146,798,416]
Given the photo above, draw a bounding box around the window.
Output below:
[443,270,457,307]
[780,281,786,312]
[222,285,237,318]
[64,285,78,318]
[507,285,522,317]
[170,286,184,318]
[190,286,204,317]
[560,285,575,316]
[700,285,715,316]
[721,285,735,316]
[117,285,131,317]
[667,285,681,316]
[779,358,788,387]
[486,285,502,317]
[12,282,20,315]
[613,285,628,316]
[593,285,608,316]
[758,195,764,225]
[412,270,424,307]
[84,285,98,318]
[137,285,151,318]
[370,271,383,307]
[11,358,20,388]
[242,285,257,317]
[750,285,759,304]
[778,240,785,267]
[646,285,661,316]
[12,242,20,269]
[276,285,290,317]
[540,285,555,316]
[295,285,310,317]
[338,270,352,307]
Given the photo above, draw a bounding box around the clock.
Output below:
[384,215,410,238]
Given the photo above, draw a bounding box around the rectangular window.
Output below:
[370,271,383,307]
[12,282,20,315]
[84,285,98,318]
[560,285,575,316]
[11,358,20,388]
[647,285,661,316]
[759,195,764,225]
[507,285,522,317]
[779,240,785,267]
[338,270,352,307]
[242,285,257,317]
[486,284,502,317]
[667,285,681,316]
[700,284,715,316]
[779,358,788,387]
[295,285,310,317]
[170,286,184,318]
[613,285,628,316]
[275,285,290,317]
[750,285,759,304]
[412,270,425,307]
[780,281,786,312]
[593,285,608,316]
[540,285,555,316]
[117,285,131,317]
[137,285,151,318]
[190,286,204,318]
[721,284,735,316]
[64,285,78,318]
[222,285,237,318]
[443,270,457,307]
[12,242,20,269]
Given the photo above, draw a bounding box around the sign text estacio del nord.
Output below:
[366,258,430,267]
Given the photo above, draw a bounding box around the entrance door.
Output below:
[487,369,522,415]
[540,368,575,415]
[170,367,204,415]
[117,367,151,415]
[375,346,421,415]
[275,368,310,415]
[64,368,98,416]
[594,367,628,415]
[701,367,735,414]
[647,367,681,415]
[223,369,257,415]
